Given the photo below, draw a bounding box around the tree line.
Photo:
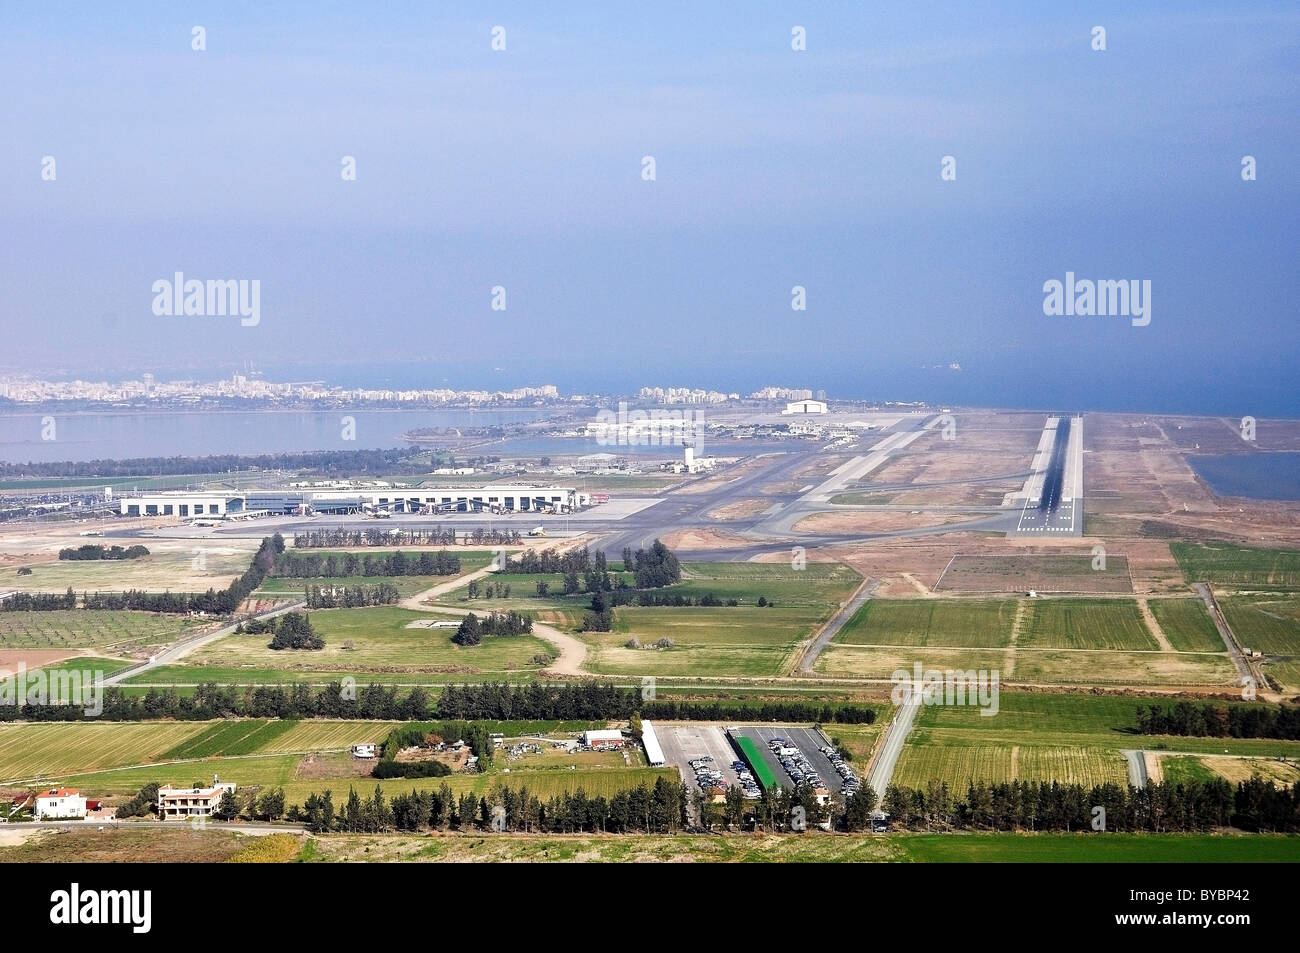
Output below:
[275,549,461,578]
[1135,701,1300,740]
[58,544,150,561]
[0,447,418,479]
[640,700,878,724]
[877,776,1300,833]
[0,679,639,723]
[296,777,687,834]
[302,583,400,608]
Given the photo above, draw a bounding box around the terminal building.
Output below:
[118,486,589,518]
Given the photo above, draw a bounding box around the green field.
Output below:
[1018,599,1157,651]
[0,610,202,650]
[576,562,860,677]
[1221,596,1300,656]
[835,599,1016,648]
[157,605,556,682]
[733,736,779,790]
[163,720,296,759]
[1149,598,1228,652]
[1172,542,1300,590]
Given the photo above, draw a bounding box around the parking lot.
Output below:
[656,723,745,789]
[729,726,858,795]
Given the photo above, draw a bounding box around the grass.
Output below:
[835,600,1016,648]
[573,562,861,678]
[10,549,252,593]
[301,830,1300,863]
[733,736,779,790]
[1221,596,1300,656]
[6,827,1296,864]
[0,610,202,650]
[1160,756,1221,785]
[0,826,252,863]
[172,605,555,679]
[1019,599,1157,651]
[1149,598,1228,652]
[1172,542,1300,590]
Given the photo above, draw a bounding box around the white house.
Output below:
[351,744,377,759]
[157,776,237,821]
[35,788,87,820]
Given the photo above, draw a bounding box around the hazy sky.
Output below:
[3,2,1297,412]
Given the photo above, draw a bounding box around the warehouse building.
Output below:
[582,729,625,749]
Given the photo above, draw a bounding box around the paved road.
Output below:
[795,578,879,674]
[866,687,922,799]
[1121,749,1149,788]
[1193,582,1271,698]
[101,600,306,687]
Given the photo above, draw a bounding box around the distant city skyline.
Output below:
[3,2,1297,416]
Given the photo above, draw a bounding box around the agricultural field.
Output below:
[1009,649,1235,687]
[934,554,1133,593]
[1221,596,1300,656]
[1161,754,1300,787]
[1172,542,1300,590]
[8,547,253,593]
[0,610,203,651]
[171,606,556,680]
[0,721,209,781]
[892,744,1126,789]
[121,664,513,687]
[899,692,1300,787]
[835,599,1016,648]
[1018,599,1157,651]
[814,645,1010,680]
[1149,598,1228,652]
[163,720,297,759]
[579,562,860,678]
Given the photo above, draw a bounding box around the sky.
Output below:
[2,1,1298,413]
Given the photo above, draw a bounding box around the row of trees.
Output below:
[57,544,149,561]
[302,583,400,608]
[508,545,599,575]
[1135,702,1300,740]
[609,590,739,607]
[297,778,687,834]
[876,777,1300,833]
[0,681,434,723]
[0,680,645,723]
[640,700,878,725]
[0,589,77,612]
[275,549,461,578]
